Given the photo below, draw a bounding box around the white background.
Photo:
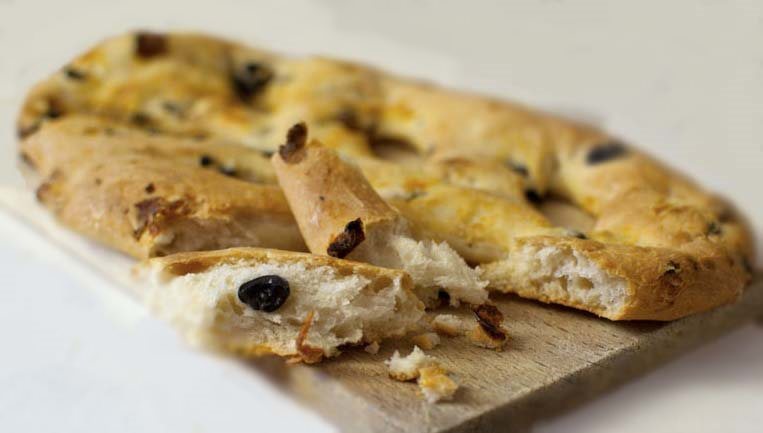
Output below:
[1,1,762,432]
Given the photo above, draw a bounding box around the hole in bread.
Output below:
[538,198,596,234]
[370,135,421,164]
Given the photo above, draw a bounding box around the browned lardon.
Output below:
[134,247,425,362]
[271,124,488,307]
[17,31,754,320]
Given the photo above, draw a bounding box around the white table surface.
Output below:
[1,1,762,432]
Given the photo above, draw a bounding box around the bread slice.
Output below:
[271,124,488,307]
[134,247,425,362]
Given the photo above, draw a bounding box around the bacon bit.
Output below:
[132,197,190,239]
[35,181,53,203]
[473,304,506,340]
[291,311,324,364]
[135,32,168,58]
[17,123,41,139]
[19,152,36,169]
[327,218,365,258]
[278,123,308,163]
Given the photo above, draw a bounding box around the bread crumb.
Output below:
[386,346,434,381]
[386,346,459,403]
[418,365,458,403]
[364,341,380,354]
[432,314,464,337]
[411,332,440,350]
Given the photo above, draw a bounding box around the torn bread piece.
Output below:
[386,346,458,403]
[271,124,488,307]
[134,247,425,362]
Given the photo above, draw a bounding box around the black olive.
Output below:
[64,67,86,80]
[130,112,152,127]
[506,160,529,177]
[524,188,543,204]
[707,221,722,236]
[336,108,363,131]
[586,141,628,165]
[135,32,168,58]
[199,155,214,167]
[437,289,451,306]
[162,101,185,117]
[232,62,273,102]
[238,275,290,312]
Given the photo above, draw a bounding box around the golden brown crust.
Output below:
[21,117,305,258]
[17,31,754,321]
[148,246,415,283]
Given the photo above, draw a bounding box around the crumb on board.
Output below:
[386,346,434,381]
[386,346,459,403]
[418,365,458,403]
[411,332,440,350]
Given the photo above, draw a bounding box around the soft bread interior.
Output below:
[484,243,629,318]
[349,221,489,307]
[138,259,423,358]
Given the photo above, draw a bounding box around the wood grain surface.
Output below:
[264,278,763,433]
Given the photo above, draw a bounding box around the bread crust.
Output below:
[17,31,754,321]
[271,134,401,258]
[21,117,305,258]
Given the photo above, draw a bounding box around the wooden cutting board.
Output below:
[264,277,763,433]
[1,188,761,433]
